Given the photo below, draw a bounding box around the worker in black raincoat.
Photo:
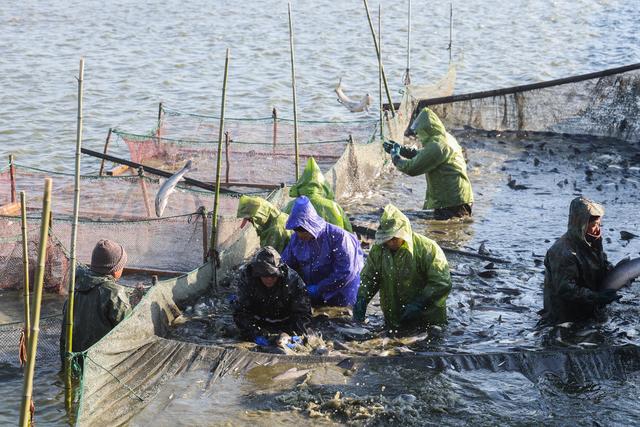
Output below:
[541,196,618,324]
[234,246,312,345]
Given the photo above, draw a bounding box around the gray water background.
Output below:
[1,0,640,425]
[1,0,638,172]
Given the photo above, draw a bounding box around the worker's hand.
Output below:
[286,335,304,349]
[306,284,321,299]
[254,336,270,346]
[353,298,368,322]
[399,303,423,322]
[383,140,400,154]
[594,289,621,306]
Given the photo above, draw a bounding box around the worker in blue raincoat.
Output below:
[281,196,364,307]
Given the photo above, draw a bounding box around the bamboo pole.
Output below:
[136,167,152,218]
[98,128,113,176]
[65,58,84,379]
[10,154,17,203]
[20,191,30,351]
[404,0,412,85]
[19,178,52,427]
[156,102,163,140]
[288,2,300,181]
[210,48,230,288]
[378,4,383,139]
[362,0,395,116]
[448,3,453,63]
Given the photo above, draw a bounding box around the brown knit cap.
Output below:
[90,239,128,276]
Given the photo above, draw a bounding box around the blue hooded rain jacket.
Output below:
[281,196,364,307]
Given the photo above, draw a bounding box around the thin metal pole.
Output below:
[404,0,412,85]
[448,3,453,63]
[20,191,30,348]
[9,154,17,203]
[65,57,84,379]
[378,4,383,139]
[211,48,230,287]
[98,128,112,176]
[288,3,300,181]
[363,0,395,116]
[19,178,52,427]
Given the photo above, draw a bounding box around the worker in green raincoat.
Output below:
[384,108,474,220]
[237,195,292,253]
[283,157,353,232]
[353,204,452,329]
[541,196,619,324]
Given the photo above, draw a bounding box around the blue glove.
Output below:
[254,336,270,346]
[291,335,303,344]
[306,284,321,299]
[227,294,238,304]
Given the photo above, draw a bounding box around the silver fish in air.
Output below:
[155,160,193,217]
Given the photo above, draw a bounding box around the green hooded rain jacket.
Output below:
[237,195,292,253]
[543,197,612,323]
[283,157,352,232]
[395,108,474,210]
[355,204,452,327]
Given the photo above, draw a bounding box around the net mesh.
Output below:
[421,63,640,142]
[113,108,379,184]
[0,315,62,367]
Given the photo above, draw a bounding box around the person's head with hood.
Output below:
[250,246,284,288]
[374,204,414,253]
[289,157,335,200]
[90,239,128,280]
[404,107,447,144]
[286,196,326,241]
[568,196,605,244]
[236,195,284,231]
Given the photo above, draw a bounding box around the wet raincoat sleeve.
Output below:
[233,274,262,340]
[280,241,298,271]
[315,231,362,296]
[416,243,451,306]
[357,246,382,304]
[105,286,132,327]
[288,272,312,334]
[395,142,448,176]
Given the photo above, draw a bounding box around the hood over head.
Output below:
[236,195,284,230]
[408,108,447,145]
[567,196,605,243]
[285,196,326,238]
[289,157,335,200]
[374,204,414,252]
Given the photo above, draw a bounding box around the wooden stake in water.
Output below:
[378,4,384,139]
[98,128,112,177]
[288,2,300,181]
[19,178,52,427]
[211,48,230,288]
[448,3,453,63]
[404,0,412,85]
[9,154,17,203]
[65,58,84,377]
[362,0,395,116]
[20,191,30,365]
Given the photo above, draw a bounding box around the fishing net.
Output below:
[0,315,63,367]
[421,63,640,142]
[111,107,379,184]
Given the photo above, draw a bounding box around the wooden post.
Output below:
[65,58,84,381]
[200,207,208,262]
[224,131,231,184]
[211,48,230,289]
[362,0,395,116]
[98,128,113,176]
[272,107,278,151]
[378,5,384,139]
[404,0,412,86]
[448,3,453,63]
[9,154,17,203]
[156,102,163,140]
[20,191,30,347]
[288,3,300,181]
[19,178,52,427]
[136,167,152,218]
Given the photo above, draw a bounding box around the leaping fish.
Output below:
[155,160,193,217]
[334,78,373,113]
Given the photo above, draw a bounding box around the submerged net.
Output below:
[0,315,62,367]
[112,107,379,184]
[420,63,640,142]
